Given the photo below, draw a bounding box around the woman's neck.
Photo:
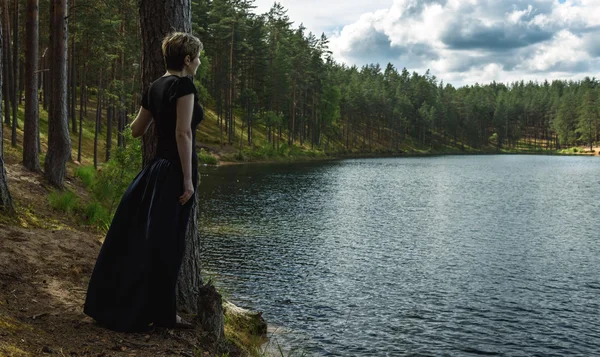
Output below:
[164,69,188,77]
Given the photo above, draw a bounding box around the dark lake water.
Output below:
[197,155,600,356]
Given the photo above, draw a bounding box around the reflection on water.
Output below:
[198,156,600,356]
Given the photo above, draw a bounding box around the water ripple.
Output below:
[198,156,600,356]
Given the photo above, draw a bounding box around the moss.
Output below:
[0,343,31,357]
[222,302,268,357]
[0,315,33,335]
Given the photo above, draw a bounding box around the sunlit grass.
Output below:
[48,190,78,214]
[75,165,96,187]
[198,148,218,165]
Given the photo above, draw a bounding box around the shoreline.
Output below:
[207,146,600,167]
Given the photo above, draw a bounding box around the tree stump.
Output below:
[195,282,224,341]
[223,301,267,339]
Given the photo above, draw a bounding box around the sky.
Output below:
[251,0,600,87]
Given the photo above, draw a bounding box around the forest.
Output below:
[0,0,597,229]
[0,0,597,239]
[0,0,598,187]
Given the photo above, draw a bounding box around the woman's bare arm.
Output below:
[175,94,194,205]
[130,107,153,138]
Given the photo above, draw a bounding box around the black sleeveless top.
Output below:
[141,75,204,164]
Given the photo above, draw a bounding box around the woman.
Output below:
[84,32,204,332]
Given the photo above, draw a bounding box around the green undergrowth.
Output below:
[48,190,79,214]
[218,142,328,163]
[199,148,219,165]
[47,128,143,232]
[556,146,595,155]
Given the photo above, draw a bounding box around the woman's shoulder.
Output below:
[150,75,179,88]
[148,75,196,100]
[175,75,196,91]
[167,76,197,101]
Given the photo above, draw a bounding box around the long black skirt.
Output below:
[84,158,194,332]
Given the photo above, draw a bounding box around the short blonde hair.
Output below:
[161,32,203,71]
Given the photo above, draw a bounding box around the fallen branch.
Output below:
[0,272,33,285]
[31,312,49,320]
[166,331,199,350]
[117,338,159,349]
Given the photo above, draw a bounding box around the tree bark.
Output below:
[11,0,18,145]
[77,63,84,163]
[118,97,124,148]
[44,0,71,187]
[23,0,39,172]
[70,35,76,133]
[139,0,202,314]
[1,0,11,126]
[0,154,13,214]
[176,193,203,313]
[41,47,47,110]
[106,99,112,161]
[69,0,76,134]
[94,68,102,169]
[77,36,85,163]
[18,59,23,105]
[139,0,191,165]
[0,17,14,214]
[46,0,53,126]
[1,30,9,128]
[229,23,234,145]
[195,282,224,341]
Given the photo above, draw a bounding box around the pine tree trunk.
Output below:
[247,104,251,146]
[176,193,203,313]
[118,96,123,148]
[44,0,71,187]
[106,100,112,161]
[83,41,88,116]
[94,68,102,169]
[139,0,202,313]
[46,0,53,130]
[11,0,18,146]
[77,45,85,163]
[1,34,10,127]
[229,23,234,145]
[70,35,76,133]
[18,59,23,105]
[0,16,14,214]
[41,47,47,110]
[291,85,296,146]
[0,153,13,213]
[140,0,191,165]
[1,1,11,126]
[23,0,39,172]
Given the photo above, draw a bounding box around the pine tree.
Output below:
[577,87,599,151]
[0,15,14,214]
[139,0,202,314]
[23,0,40,172]
[44,0,71,187]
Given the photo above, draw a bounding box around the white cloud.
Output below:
[507,5,533,24]
[324,0,600,86]
[522,30,589,72]
[251,0,600,87]
[251,0,394,35]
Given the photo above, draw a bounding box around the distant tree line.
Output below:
[191,0,599,153]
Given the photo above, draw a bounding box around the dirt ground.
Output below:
[0,163,242,357]
[570,146,600,156]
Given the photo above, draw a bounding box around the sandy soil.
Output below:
[0,163,240,357]
[586,146,600,155]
